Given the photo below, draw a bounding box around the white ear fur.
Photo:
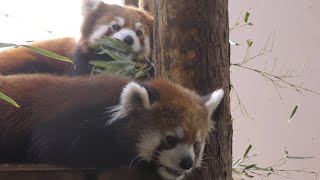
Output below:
[81,0,101,16]
[205,89,224,116]
[120,82,152,110]
[107,82,151,125]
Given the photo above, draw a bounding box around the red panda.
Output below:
[0,0,153,76]
[74,0,153,75]
[0,74,224,180]
[0,37,76,75]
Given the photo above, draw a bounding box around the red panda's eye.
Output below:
[136,30,143,36]
[112,24,121,31]
[166,136,178,147]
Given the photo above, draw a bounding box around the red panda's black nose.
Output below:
[123,35,134,46]
[180,157,193,170]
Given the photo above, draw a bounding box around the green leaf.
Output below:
[243,144,252,158]
[232,158,242,168]
[288,105,299,123]
[0,42,17,48]
[94,36,132,53]
[244,172,254,178]
[243,164,257,170]
[246,39,253,47]
[21,45,74,64]
[244,11,250,23]
[89,60,135,76]
[89,60,134,68]
[0,92,20,108]
[98,48,131,61]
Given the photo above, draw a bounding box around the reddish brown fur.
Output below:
[148,80,210,144]
[0,74,127,128]
[0,38,76,75]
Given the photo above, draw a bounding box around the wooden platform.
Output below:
[0,164,161,180]
[0,164,91,180]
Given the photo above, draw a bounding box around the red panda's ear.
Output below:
[81,0,102,16]
[205,89,224,117]
[120,82,153,110]
[107,82,157,125]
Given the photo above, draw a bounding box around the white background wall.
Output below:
[0,0,122,44]
[230,0,320,179]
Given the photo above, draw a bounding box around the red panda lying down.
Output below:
[0,74,224,180]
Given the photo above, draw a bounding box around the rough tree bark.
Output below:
[153,0,232,180]
[139,0,154,15]
[123,0,139,7]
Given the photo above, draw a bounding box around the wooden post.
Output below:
[153,0,232,179]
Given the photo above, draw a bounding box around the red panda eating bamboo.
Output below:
[0,0,153,76]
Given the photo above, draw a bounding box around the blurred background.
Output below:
[0,0,319,179]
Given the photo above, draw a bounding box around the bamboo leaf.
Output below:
[94,36,132,53]
[98,48,132,61]
[244,11,250,23]
[232,158,242,168]
[246,39,253,47]
[89,60,134,68]
[288,105,299,123]
[21,45,74,64]
[0,42,17,48]
[243,144,252,158]
[0,92,20,108]
[243,164,257,170]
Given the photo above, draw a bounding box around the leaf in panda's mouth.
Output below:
[89,36,153,80]
[93,36,132,54]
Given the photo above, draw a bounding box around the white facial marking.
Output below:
[107,82,151,125]
[176,127,184,139]
[143,36,151,58]
[135,22,143,29]
[158,143,195,180]
[112,28,142,53]
[205,89,224,117]
[137,130,161,162]
[135,22,151,60]
[193,131,205,167]
[115,16,125,27]
[89,25,109,44]
[195,143,205,167]
[160,144,195,170]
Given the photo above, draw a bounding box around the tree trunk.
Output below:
[153,0,232,180]
[123,0,139,7]
[139,0,154,15]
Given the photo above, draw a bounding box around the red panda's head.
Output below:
[109,80,224,180]
[79,0,153,61]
